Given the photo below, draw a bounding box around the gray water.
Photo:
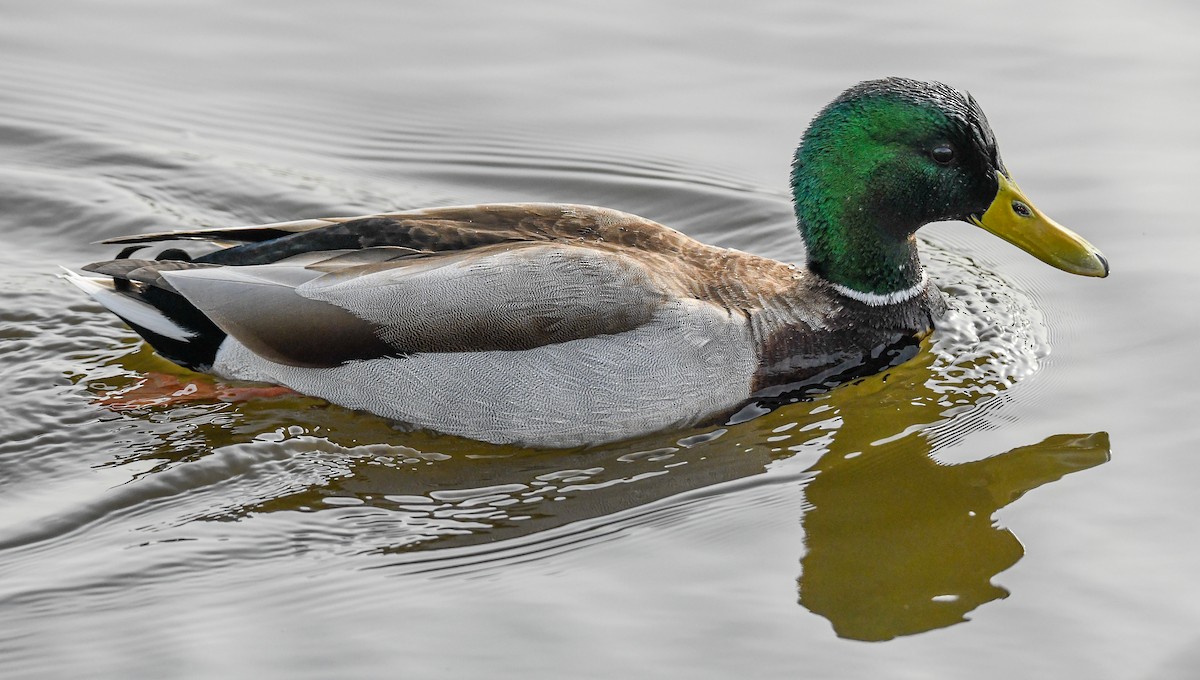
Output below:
[2,1,1198,678]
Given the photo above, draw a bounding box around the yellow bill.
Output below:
[969,173,1109,277]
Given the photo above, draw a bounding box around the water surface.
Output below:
[2,1,1198,678]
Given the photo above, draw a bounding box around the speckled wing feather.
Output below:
[101,204,710,267]
[90,203,799,369]
[100,203,637,248]
[159,240,668,367]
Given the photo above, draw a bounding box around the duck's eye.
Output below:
[931,145,955,165]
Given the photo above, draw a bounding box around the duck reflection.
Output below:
[797,429,1108,641]
[79,337,1109,642]
[760,345,1110,641]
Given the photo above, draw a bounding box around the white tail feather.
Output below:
[59,268,196,342]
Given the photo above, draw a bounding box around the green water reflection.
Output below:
[752,347,1109,640]
[799,428,1107,641]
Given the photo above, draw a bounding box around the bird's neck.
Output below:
[790,147,925,300]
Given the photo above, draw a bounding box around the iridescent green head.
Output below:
[792,77,1107,298]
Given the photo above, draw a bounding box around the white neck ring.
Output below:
[830,271,928,307]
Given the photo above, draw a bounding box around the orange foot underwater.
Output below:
[96,372,299,410]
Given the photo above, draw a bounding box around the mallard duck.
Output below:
[65,77,1107,447]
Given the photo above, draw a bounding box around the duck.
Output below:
[65,77,1108,448]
